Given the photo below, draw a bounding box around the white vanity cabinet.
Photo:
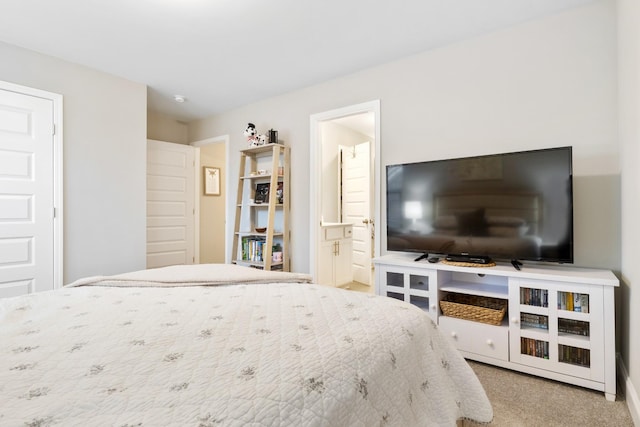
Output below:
[318,223,353,287]
[374,254,618,400]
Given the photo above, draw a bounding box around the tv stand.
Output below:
[511,259,523,271]
[373,253,619,401]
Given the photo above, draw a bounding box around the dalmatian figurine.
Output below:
[244,123,260,147]
[258,134,268,145]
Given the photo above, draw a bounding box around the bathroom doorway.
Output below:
[309,101,380,288]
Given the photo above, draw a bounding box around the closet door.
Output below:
[146,140,196,268]
[0,87,55,297]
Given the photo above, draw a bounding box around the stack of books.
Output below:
[242,237,266,262]
[558,292,589,313]
[520,287,549,307]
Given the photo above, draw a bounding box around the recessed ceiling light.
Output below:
[174,95,186,103]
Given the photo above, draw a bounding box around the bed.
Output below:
[0,264,492,426]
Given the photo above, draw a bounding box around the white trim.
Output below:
[309,100,381,283]
[191,135,231,263]
[194,148,201,264]
[619,355,640,426]
[0,80,64,289]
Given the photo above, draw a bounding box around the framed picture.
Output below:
[254,183,270,203]
[204,167,221,196]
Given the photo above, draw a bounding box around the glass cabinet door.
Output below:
[378,266,437,321]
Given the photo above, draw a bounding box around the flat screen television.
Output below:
[386,146,573,264]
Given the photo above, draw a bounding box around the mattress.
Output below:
[0,264,492,426]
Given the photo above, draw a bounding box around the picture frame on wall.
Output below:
[204,166,221,196]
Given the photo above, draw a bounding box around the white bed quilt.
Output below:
[0,270,492,426]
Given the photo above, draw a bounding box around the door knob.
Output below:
[362,219,370,224]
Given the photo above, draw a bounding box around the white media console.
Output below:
[374,254,619,400]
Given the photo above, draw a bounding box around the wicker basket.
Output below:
[440,294,507,326]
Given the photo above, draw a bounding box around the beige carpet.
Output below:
[465,360,634,427]
[339,281,373,293]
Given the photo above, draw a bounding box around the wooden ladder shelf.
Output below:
[232,144,290,271]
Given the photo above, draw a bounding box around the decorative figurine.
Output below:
[244,123,259,147]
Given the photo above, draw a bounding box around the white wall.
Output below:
[189,0,618,272]
[618,0,640,422]
[148,109,189,145]
[0,41,147,283]
[199,143,226,263]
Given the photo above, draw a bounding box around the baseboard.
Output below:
[618,354,640,426]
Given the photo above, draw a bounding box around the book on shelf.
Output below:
[559,344,590,367]
[242,236,266,262]
[520,313,549,330]
[580,294,589,313]
[557,292,589,313]
[520,288,549,307]
[520,337,549,359]
[558,318,590,336]
[520,288,548,307]
[573,293,581,312]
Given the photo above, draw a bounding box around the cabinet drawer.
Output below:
[439,316,509,361]
[323,225,352,240]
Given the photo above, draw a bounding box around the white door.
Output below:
[147,140,196,268]
[0,88,55,297]
[340,142,372,285]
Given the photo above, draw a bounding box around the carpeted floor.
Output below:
[464,360,634,427]
[339,281,373,293]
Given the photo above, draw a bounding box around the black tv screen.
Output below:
[386,147,573,263]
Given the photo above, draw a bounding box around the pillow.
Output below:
[455,208,487,236]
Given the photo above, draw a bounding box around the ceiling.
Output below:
[0,0,596,122]
[332,113,375,139]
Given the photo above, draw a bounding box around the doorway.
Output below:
[192,135,230,264]
[310,100,380,288]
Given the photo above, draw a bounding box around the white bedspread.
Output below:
[0,265,492,426]
[67,263,313,288]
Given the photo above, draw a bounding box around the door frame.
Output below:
[309,100,380,284]
[0,80,63,289]
[192,135,230,263]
